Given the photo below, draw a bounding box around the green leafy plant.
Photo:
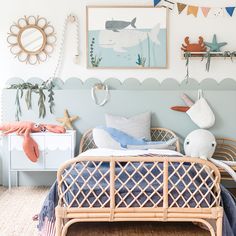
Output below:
[223,51,231,59]
[202,52,211,72]
[184,52,191,83]
[223,51,236,61]
[90,37,102,67]
[8,81,55,121]
[136,54,146,67]
[230,51,236,61]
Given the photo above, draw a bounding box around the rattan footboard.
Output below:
[56,156,223,236]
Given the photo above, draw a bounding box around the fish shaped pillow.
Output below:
[93,126,178,150]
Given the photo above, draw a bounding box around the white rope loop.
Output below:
[47,14,79,85]
[91,83,109,106]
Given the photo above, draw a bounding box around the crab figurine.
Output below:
[181,36,207,52]
[0,121,66,163]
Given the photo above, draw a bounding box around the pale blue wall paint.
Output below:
[1,78,236,186]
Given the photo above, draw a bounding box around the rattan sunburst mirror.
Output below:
[7,15,56,65]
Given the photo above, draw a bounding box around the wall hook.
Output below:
[67,14,77,23]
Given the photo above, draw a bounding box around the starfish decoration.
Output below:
[56,109,78,130]
[205,34,227,52]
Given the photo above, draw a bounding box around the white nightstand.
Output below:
[8,130,76,189]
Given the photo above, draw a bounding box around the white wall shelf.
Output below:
[182,51,236,59]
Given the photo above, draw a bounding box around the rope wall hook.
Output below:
[67,14,77,23]
[91,83,110,106]
[67,14,80,64]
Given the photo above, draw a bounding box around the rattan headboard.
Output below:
[79,128,180,153]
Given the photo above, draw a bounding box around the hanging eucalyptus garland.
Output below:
[184,50,236,80]
[223,51,236,61]
[230,51,236,61]
[202,51,211,72]
[8,81,55,121]
[184,52,191,83]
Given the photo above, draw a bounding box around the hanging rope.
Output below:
[46,14,80,85]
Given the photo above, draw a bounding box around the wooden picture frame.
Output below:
[86,6,168,69]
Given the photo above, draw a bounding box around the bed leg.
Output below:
[216,216,223,236]
[55,216,62,236]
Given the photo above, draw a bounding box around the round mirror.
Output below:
[7,16,56,65]
[19,27,45,53]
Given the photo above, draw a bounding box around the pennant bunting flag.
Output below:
[201,7,211,17]
[187,5,199,17]
[161,0,175,10]
[153,1,236,18]
[177,3,187,14]
[226,7,235,16]
[154,0,161,7]
[212,8,224,17]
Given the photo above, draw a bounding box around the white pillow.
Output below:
[93,128,121,149]
[105,112,151,140]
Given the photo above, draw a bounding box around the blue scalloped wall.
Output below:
[1,77,236,186]
[5,77,236,90]
[1,0,236,186]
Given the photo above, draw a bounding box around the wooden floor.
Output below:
[68,222,209,236]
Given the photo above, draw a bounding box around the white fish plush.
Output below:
[184,129,236,182]
[99,23,160,53]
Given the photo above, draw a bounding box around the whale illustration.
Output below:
[99,23,160,52]
[105,18,136,32]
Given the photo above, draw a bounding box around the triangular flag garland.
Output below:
[154,0,236,17]
[201,7,210,17]
[187,5,198,17]
[177,3,186,14]
[161,0,175,10]
[154,0,161,7]
[226,7,235,17]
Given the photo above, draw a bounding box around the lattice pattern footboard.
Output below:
[56,156,223,236]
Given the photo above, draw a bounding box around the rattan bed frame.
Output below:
[214,137,236,180]
[56,128,223,236]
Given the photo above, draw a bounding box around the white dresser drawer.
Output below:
[9,135,44,170]
[8,131,76,189]
[44,135,73,169]
[11,150,44,169]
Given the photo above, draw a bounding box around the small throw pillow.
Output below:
[105,112,151,140]
[93,127,121,149]
[93,126,178,150]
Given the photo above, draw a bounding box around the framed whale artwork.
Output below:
[86,6,168,69]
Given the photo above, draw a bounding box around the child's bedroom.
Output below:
[0,0,236,235]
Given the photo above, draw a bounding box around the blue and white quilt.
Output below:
[37,149,236,236]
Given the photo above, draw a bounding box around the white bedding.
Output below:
[79,148,183,157]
